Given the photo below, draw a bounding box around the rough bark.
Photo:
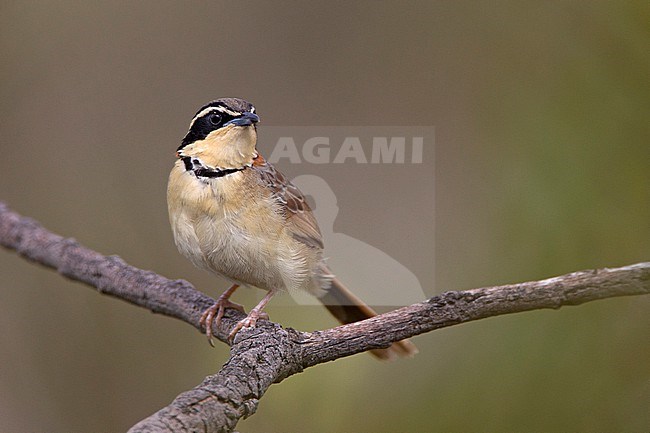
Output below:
[1,202,648,432]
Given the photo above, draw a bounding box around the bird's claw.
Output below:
[200,299,245,346]
[227,310,270,342]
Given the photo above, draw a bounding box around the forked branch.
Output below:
[1,202,648,433]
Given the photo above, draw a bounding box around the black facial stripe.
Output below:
[178,98,256,151]
[178,109,239,151]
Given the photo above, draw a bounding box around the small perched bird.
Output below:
[167,98,417,359]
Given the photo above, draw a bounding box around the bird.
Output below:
[167,97,417,359]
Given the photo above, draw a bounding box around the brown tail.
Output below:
[319,277,418,360]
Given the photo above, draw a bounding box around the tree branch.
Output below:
[1,201,648,432]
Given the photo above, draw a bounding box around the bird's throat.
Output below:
[177,124,257,170]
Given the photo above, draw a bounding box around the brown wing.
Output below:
[251,156,324,249]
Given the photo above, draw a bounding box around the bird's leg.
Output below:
[228,290,275,342]
[200,284,244,346]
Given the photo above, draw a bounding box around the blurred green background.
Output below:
[1,1,648,432]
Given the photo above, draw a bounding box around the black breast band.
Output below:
[182,156,245,178]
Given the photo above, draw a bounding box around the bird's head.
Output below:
[177,98,259,169]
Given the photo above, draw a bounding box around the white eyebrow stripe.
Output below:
[189,107,217,128]
[187,105,241,130]
[212,105,242,116]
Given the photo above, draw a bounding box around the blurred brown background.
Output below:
[1,1,648,432]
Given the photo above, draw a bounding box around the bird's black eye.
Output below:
[208,112,222,126]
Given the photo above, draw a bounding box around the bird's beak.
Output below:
[225,112,260,127]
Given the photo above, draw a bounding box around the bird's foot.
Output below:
[228,309,270,342]
[200,298,245,346]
